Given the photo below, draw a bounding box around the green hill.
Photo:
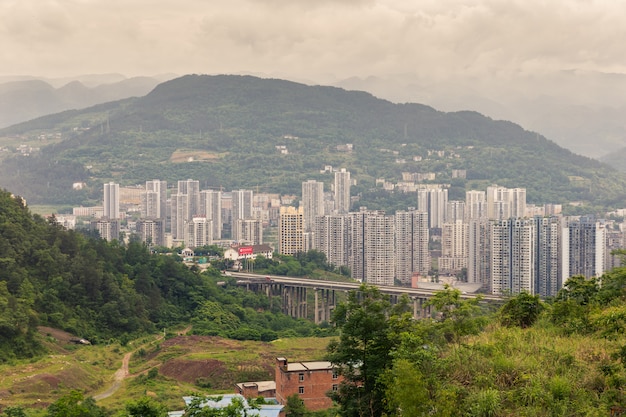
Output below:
[1,74,625,208]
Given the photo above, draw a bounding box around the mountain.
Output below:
[1,74,625,208]
[334,71,626,159]
[0,76,169,128]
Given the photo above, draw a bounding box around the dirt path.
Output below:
[93,327,191,401]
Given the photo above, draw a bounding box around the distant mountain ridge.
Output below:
[0,75,175,128]
[1,74,625,208]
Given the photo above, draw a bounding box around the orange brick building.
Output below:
[275,357,342,411]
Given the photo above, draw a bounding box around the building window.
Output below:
[299,386,304,394]
[299,373,304,382]
[332,384,338,391]
[332,370,338,379]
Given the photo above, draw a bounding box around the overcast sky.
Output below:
[2,0,625,82]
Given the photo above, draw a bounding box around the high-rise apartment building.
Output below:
[466,190,486,220]
[334,169,351,214]
[103,182,120,219]
[349,209,395,286]
[236,218,264,245]
[91,218,120,242]
[170,193,188,241]
[279,206,304,256]
[200,190,223,240]
[439,219,469,274]
[468,218,491,290]
[417,187,448,229]
[535,216,562,297]
[562,216,605,279]
[302,180,325,232]
[185,216,213,248]
[490,218,535,295]
[486,186,526,220]
[445,200,466,223]
[395,209,430,284]
[141,179,167,219]
[313,214,350,269]
[232,189,254,240]
[136,218,166,247]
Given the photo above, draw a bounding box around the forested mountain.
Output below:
[0,189,322,362]
[1,74,625,208]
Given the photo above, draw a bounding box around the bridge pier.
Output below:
[313,288,336,324]
[282,286,308,319]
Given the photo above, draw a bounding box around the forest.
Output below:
[0,189,325,362]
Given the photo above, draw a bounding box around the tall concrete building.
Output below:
[417,187,448,229]
[136,218,166,247]
[91,218,120,242]
[395,209,430,284]
[439,219,469,274]
[466,190,486,220]
[490,218,535,295]
[535,216,562,297]
[314,214,350,269]
[486,186,526,220]
[445,200,466,223]
[103,182,120,219]
[302,180,325,232]
[468,218,491,290]
[334,169,351,214]
[141,179,167,219]
[232,189,254,241]
[563,216,606,279]
[170,193,188,241]
[349,209,395,286]
[236,218,264,245]
[200,190,223,240]
[279,206,304,256]
[185,216,213,248]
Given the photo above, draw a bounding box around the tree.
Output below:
[326,285,412,417]
[499,292,544,328]
[125,397,168,417]
[283,394,307,417]
[184,396,258,417]
[46,390,107,417]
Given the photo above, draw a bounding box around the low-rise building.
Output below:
[275,357,342,411]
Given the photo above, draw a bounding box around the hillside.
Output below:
[1,74,625,208]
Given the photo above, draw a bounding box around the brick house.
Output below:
[275,357,342,411]
[234,380,276,399]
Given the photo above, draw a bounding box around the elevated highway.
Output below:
[229,272,503,322]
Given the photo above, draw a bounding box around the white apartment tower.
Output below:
[489,219,535,295]
[466,190,487,220]
[486,186,526,220]
[185,216,213,248]
[279,206,304,256]
[200,190,223,240]
[236,219,263,245]
[468,218,491,290]
[142,179,167,219]
[136,218,165,247]
[314,214,350,269]
[395,209,430,284]
[302,180,325,232]
[103,182,120,219]
[417,187,448,229]
[562,217,606,280]
[535,216,562,297]
[232,189,254,240]
[439,219,469,274]
[334,169,351,214]
[349,209,395,286]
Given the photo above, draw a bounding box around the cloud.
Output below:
[1,0,626,80]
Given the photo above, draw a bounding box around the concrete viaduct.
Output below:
[230,272,503,324]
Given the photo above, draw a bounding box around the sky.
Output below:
[2,0,626,82]
[2,0,626,157]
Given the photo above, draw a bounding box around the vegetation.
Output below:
[1,75,626,210]
[0,189,323,362]
[326,278,626,416]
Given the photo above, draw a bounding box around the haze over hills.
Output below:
[0,74,177,129]
[1,74,626,209]
[334,70,626,162]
